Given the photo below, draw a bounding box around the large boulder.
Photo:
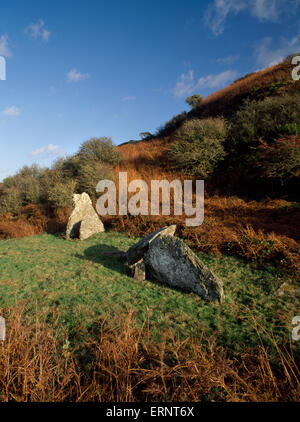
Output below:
[126,225,176,265]
[144,235,225,303]
[66,193,105,240]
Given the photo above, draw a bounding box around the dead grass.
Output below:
[193,60,298,118]
[0,204,71,240]
[0,303,299,402]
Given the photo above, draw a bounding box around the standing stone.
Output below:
[144,235,225,303]
[0,316,5,341]
[126,225,176,265]
[66,192,105,240]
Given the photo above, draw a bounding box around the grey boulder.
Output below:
[66,192,105,240]
[144,235,225,303]
[126,225,176,265]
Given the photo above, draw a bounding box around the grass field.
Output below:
[0,231,299,358]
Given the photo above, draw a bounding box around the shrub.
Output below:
[78,137,121,166]
[39,169,67,201]
[280,123,300,136]
[16,175,41,204]
[139,131,153,140]
[77,161,115,197]
[186,94,202,109]
[229,95,300,152]
[255,136,300,182]
[48,179,77,209]
[0,188,23,215]
[17,164,45,179]
[170,118,227,178]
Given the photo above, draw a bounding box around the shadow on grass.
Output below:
[75,244,127,274]
[76,243,194,295]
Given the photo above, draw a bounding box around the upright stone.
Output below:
[126,225,176,265]
[66,192,105,240]
[144,235,225,303]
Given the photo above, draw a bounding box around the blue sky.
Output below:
[0,0,300,180]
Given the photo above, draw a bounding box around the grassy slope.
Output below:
[0,232,299,357]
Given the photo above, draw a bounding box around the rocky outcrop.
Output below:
[66,193,105,240]
[126,225,176,265]
[143,235,225,303]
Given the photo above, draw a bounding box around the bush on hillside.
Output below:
[0,188,23,215]
[229,95,300,153]
[39,169,67,201]
[255,137,300,183]
[16,175,41,205]
[0,171,42,215]
[48,179,77,209]
[17,164,45,179]
[78,137,121,166]
[186,94,202,109]
[77,161,115,197]
[169,118,227,178]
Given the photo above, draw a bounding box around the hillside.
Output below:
[148,58,300,139]
[0,57,299,281]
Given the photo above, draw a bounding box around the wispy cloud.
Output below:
[216,54,239,65]
[205,0,300,36]
[255,33,300,66]
[172,70,196,98]
[2,106,20,116]
[67,68,90,82]
[25,19,51,41]
[0,34,11,57]
[120,96,136,102]
[29,144,62,157]
[173,69,238,97]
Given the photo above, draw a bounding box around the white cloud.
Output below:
[205,0,300,36]
[67,68,90,82]
[205,0,247,36]
[255,33,300,66]
[172,70,196,97]
[0,34,11,57]
[120,96,136,102]
[216,55,239,64]
[25,20,51,41]
[173,69,238,97]
[2,106,20,116]
[30,144,62,157]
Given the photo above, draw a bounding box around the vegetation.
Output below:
[78,137,121,166]
[0,137,121,214]
[0,56,300,402]
[0,231,299,401]
[48,179,77,209]
[185,94,202,109]
[139,131,153,140]
[170,118,227,178]
[255,137,300,183]
[0,301,299,402]
[228,95,300,152]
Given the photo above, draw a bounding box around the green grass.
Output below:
[0,231,299,357]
